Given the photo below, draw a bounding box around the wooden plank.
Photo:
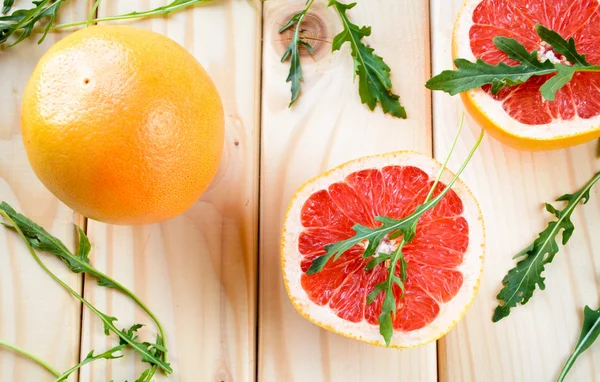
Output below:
[78,1,261,380]
[431,1,600,381]
[259,1,436,380]
[0,3,90,381]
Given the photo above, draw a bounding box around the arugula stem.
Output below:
[50,0,209,30]
[0,211,172,374]
[573,66,600,73]
[0,339,60,377]
[425,114,465,203]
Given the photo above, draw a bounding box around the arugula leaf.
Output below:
[0,202,166,343]
[426,39,555,96]
[328,0,406,118]
[0,210,172,373]
[368,243,408,346]
[557,305,600,382]
[0,0,65,46]
[539,64,576,101]
[2,0,13,14]
[535,24,590,66]
[279,0,315,106]
[56,344,126,382]
[0,202,170,373]
[0,0,208,48]
[493,172,600,322]
[426,25,600,100]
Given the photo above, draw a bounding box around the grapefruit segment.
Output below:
[282,152,485,348]
[454,0,600,149]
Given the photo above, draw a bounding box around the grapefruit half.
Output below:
[454,0,600,150]
[281,152,485,348]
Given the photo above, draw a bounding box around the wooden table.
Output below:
[1,1,599,381]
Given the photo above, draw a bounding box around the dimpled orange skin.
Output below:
[21,25,224,225]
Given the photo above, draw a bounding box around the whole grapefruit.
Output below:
[21,25,224,225]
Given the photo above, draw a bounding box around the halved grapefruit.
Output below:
[454,0,600,150]
[281,152,485,347]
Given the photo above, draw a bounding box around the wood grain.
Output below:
[78,1,261,381]
[259,1,436,381]
[431,1,600,381]
[0,2,90,381]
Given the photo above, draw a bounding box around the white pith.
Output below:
[455,0,600,139]
[281,152,485,348]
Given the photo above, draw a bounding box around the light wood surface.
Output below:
[259,1,436,381]
[1,0,599,381]
[0,3,89,381]
[78,1,261,381]
[431,1,600,381]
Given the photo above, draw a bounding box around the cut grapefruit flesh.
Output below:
[281,152,485,348]
[453,0,600,150]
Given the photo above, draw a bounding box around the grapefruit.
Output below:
[281,152,485,347]
[21,25,224,225]
[454,0,600,150]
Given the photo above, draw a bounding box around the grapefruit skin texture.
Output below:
[453,0,600,150]
[21,25,224,225]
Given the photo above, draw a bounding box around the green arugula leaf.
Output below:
[373,243,408,346]
[279,0,315,106]
[539,64,576,101]
[0,203,170,373]
[535,24,590,66]
[0,202,166,346]
[365,253,392,271]
[493,172,600,322]
[492,36,547,69]
[427,25,600,100]
[557,305,600,382]
[0,0,65,46]
[56,344,126,382]
[328,0,406,118]
[2,0,13,14]
[0,0,208,48]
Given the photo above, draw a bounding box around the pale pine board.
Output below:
[79,1,261,381]
[431,1,600,381]
[0,3,91,381]
[259,1,436,381]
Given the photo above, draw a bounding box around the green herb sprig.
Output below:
[493,172,600,322]
[0,0,208,47]
[308,117,483,345]
[279,0,315,106]
[426,24,600,101]
[558,305,600,382]
[328,0,406,118]
[0,203,172,380]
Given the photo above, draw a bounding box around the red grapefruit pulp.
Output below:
[454,0,600,149]
[282,152,484,347]
[470,0,600,125]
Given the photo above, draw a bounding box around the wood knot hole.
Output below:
[275,11,329,60]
